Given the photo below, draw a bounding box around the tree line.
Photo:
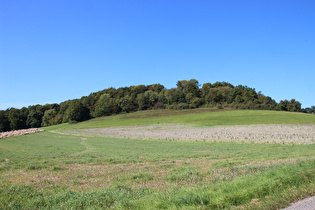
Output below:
[0,79,314,132]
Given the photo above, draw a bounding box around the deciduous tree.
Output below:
[26,110,42,128]
[0,110,10,132]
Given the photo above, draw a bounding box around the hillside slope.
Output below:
[44,109,315,131]
[1,109,314,209]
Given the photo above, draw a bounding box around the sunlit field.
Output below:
[1,109,314,209]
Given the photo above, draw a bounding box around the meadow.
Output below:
[0,109,314,209]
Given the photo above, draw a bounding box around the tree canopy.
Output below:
[0,79,312,132]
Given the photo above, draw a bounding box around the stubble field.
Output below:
[0,109,315,209]
[65,124,315,144]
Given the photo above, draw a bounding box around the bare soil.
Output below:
[65,124,315,144]
[0,128,44,139]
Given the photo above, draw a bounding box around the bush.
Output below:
[154,102,165,109]
[216,104,224,109]
[178,103,191,109]
[191,97,203,108]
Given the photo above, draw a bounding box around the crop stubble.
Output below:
[66,124,315,144]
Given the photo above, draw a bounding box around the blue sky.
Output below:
[0,0,314,110]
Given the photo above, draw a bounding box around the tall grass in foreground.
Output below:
[1,160,314,209]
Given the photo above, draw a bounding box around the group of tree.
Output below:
[0,79,313,132]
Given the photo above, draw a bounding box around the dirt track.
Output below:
[65,124,315,144]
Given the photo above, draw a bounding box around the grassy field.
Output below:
[1,109,315,209]
[45,109,315,131]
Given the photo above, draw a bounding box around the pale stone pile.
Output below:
[0,128,44,139]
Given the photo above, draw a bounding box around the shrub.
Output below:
[216,104,223,109]
[154,102,165,109]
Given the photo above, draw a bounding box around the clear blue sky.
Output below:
[0,0,314,110]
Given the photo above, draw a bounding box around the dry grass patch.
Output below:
[1,157,311,193]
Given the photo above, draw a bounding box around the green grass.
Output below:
[44,109,315,131]
[1,161,314,209]
[1,109,315,209]
[1,132,314,169]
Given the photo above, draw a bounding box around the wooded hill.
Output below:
[0,79,314,132]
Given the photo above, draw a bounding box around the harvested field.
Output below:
[65,124,315,144]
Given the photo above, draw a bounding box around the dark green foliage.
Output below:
[130,85,148,96]
[165,88,186,104]
[7,108,24,130]
[148,83,165,93]
[226,85,243,103]
[117,95,136,113]
[41,109,58,127]
[64,101,90,123]
[136,93,148,110]
[135,90,159,110]
[279,99,302,112]
[0,110,10,132]
[81,94,96,112]
[0,79,308,131]
[93,94,119,117]
[144,90,159,107]
[158,90,168,104]
[243,87,258,103]
[177,79,201,97]
[19,107,29,128]
[205,88,220,104]
[304,106,315,114]
[26,110,42,128]
[201,83,212,97]
[211,81,234,88]
[191,97,203,108]
[59,101,71,115]
[26,104,54,128]
[235,95,244,104]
